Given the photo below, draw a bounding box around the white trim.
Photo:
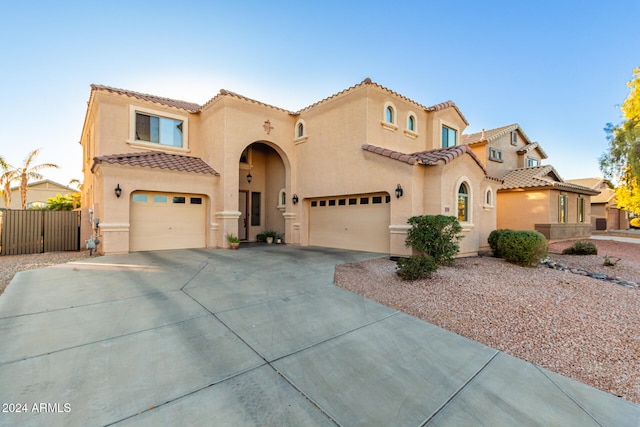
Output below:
[215,211,241,219]
[389,224,411,234]
[454,176,473,226]
[128,105,189,151]
[440,119,460,148]
[98,223,130,232]
[381,101,397,130]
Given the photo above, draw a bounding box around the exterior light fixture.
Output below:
[246,172,252,183]
[395,184,403,198]
[292,194,299,204]
[115,184,122,198]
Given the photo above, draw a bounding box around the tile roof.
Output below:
[92,78,469,124]
[462,124,548,159]
[501,165,599,194]
[517,142,548,159]
[361,143,501,181]
[91,85,201,112]
[92,152,220,175]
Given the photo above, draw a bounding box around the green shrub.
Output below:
[630,217,640,229]
[405,215,463,265]
[497,230,548,267]
[562,240,598,255]
[488,229,511,257]
[396,255,438,280]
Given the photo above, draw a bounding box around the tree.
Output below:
[15,148,59,210]
[615,180,640,214]
[0,157,17,210]
[42,193,81,211]
[600,68,640,189]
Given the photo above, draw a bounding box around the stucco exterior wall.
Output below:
[497,190,550,230]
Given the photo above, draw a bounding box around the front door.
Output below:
[239,191,248,240]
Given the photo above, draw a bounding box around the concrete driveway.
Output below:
[0,245,638,426]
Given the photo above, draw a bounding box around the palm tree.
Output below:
[16,149,59,210]
[0,157,17,210]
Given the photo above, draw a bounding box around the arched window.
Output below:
[485,188,492,206]
[458,183,469,222]
[408,115,415,131]
[297,122,304,138]
[385,106,394,123]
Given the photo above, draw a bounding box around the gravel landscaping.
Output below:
[335,238,640,405]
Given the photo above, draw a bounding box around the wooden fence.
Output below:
[0,210,80,255]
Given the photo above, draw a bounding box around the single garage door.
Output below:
[130,192,206,252]
[309,193,390,253]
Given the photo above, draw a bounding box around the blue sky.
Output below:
[1,0,638,186]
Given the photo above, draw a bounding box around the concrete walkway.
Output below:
[0,246,638,426]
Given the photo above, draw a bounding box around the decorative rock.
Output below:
[541,258,636,289]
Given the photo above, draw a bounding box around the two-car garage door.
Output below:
[309,193,390,253]
[130,192,206,252]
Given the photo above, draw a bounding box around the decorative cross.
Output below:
[263,120,273,134]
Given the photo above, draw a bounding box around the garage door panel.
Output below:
[130,193,206,252]
[309,195,390,253]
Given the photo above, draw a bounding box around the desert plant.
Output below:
[497,230,548,267]
[396,255,438,280]
[405,215,463,265]
[226,233,240,244]
[488,229,511,258]
[256,233,266,242]
[562,240,598,255]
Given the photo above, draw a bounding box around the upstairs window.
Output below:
[442,126,457,148]
[407,115,415,131]
[385,106,394,123]
[135,112,183,147]
[511,131,518,145]
[297,122,304,138]
[526,157,541,167]
[489,148,503,162]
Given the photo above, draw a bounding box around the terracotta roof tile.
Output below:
[517,142,548,159]
[501,165,599,194]
[462,124,548,159]
[92,152,220,175]
[361,144,501,181]
[91,85,201,112]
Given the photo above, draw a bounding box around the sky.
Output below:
[0,0,638,187]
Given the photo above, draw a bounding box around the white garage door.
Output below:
[130,192,206,252]
[309,193,390,253]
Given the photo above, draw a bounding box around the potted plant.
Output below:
[226,233,240,250]
[264,230,278,244]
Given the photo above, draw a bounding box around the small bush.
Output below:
[562,240,598,255]
[630,218,640,229]
[497,230,548,267]
[405,215,463,265]
[396,255,438,280]
[488,229,511,257]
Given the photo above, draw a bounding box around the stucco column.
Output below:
[215,211,241,248]
[283,212,297,245]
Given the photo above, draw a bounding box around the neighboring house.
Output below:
[566,178,629,230]
[463,124,599,239]
[5,180,77,210]
[80,78,501,256]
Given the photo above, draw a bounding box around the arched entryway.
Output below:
[238,142,287,242]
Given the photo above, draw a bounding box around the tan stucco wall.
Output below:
[81,83,496,256]
[497,190,550,230]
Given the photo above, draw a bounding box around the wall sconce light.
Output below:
[246,172,252,183]
[292,194,299,204]
[395,184,403,199]
[115,183,122,198]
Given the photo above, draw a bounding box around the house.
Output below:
[5,180,78,210]
[566,178,629,230]
[463,124,599,240]
[79,79,502,256]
